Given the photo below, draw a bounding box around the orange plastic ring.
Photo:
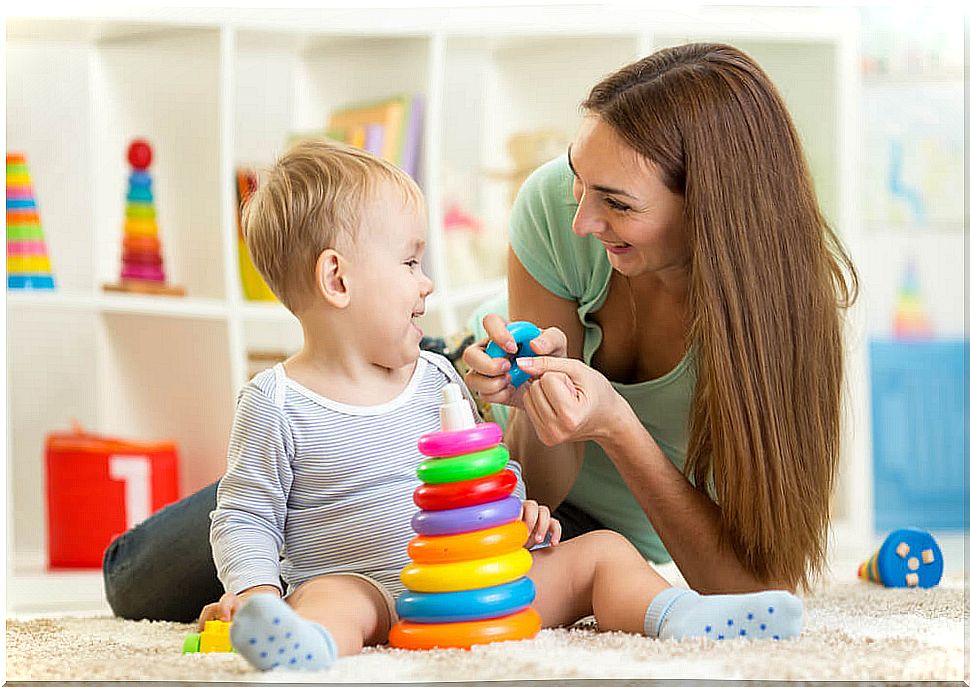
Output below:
[123,235,161,253]
[408,521,530,564]
[389,607,541,650]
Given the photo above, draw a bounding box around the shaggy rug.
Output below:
[5,572,965,682]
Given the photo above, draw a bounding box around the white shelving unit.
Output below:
[6,6,865,613]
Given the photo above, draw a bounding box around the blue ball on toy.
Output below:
[485,321,542,388]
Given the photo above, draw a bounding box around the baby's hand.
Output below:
[197,585,281,630]
[519,499,562,547]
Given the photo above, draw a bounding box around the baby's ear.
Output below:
[314,249,350,308]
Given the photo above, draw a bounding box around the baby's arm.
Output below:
[209,384,294,615]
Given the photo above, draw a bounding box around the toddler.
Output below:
[202,138,803,672]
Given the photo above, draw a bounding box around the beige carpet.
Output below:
[6,573,965,682]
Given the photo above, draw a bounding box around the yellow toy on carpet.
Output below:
[183,619,234,653]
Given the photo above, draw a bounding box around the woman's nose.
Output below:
[572,199,605,238]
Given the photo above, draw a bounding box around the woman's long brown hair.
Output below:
[583,43,858,589]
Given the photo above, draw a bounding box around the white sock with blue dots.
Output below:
[230,595,338,671]
[643,587,803,641]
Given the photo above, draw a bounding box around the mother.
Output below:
[463,42,856,592]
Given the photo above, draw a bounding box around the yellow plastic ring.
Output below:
[7,256,51,274]
[400,548,532,593]
[408,521,530,564]
[124,218,158,237]
[389,607,541,650]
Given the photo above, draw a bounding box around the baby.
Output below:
[201,138,803,671]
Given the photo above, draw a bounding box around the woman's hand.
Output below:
[516,355,633,446]
[520,499,562,546]
[197,585,281,630]
[462,314,568,408]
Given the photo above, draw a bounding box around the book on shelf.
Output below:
[315,94,424,181]
[236,168,277,302]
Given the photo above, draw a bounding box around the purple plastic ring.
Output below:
[411,495,521,536]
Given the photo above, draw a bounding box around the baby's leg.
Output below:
[230,575,392,671]
[529,530,802,640]
[529,530,667,633]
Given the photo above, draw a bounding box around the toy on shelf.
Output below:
[103,139,185,297]
[6,152,55,290]
[858,527,943,588]
[485,321,542,388]
[183,620,235,654]
[389,383,541,650]
[45,421,180,569]
[892,259,933,339]
[236,168,276,302]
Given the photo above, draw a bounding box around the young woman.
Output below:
[463,42,857,593]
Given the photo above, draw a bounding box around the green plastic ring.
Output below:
[417,445,509,484]
[6,225,44,240]
[126,204,156,219]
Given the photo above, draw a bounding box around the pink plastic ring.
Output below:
[121,264,165,281]
[418,422,503,458]
[6,240,48,256]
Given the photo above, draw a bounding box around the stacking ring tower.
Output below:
[6,153,55,290]
[103,139,184,296]
[389,383,541,650]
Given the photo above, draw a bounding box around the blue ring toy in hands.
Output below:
[485,321,542,387]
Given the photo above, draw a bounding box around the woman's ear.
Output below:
[314,248,351,308]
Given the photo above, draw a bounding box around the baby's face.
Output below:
[348,182,433,370]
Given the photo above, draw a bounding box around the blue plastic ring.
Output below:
[485,321,542,387]
[396,576,536,623]
[129,171,153,188]
[6,199,37,210]
[127,190,154,203]
[411,495,521,536]
[8,274,55,289]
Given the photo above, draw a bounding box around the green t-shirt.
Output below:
[470,155,696,564]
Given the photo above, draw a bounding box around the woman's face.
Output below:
[569,116,689,278]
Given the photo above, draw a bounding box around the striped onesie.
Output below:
[210,351,525,600]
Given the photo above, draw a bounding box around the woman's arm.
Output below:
[518,355,790,593]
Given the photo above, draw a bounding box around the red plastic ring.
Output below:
[413,469,517,511]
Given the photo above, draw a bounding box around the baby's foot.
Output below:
[229,595,337,671]
[644,588,803,641]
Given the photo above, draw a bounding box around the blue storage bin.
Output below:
[869,339,966,531]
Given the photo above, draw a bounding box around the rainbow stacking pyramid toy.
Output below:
[6,153,55,290]
[389,384,541,650]
[892,260,932,339]
[104,139,184,296]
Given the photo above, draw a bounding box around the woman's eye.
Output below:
[405,259,419,268]
[605,198,630,212]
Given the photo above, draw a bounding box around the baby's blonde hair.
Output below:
[242,138,423,312]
